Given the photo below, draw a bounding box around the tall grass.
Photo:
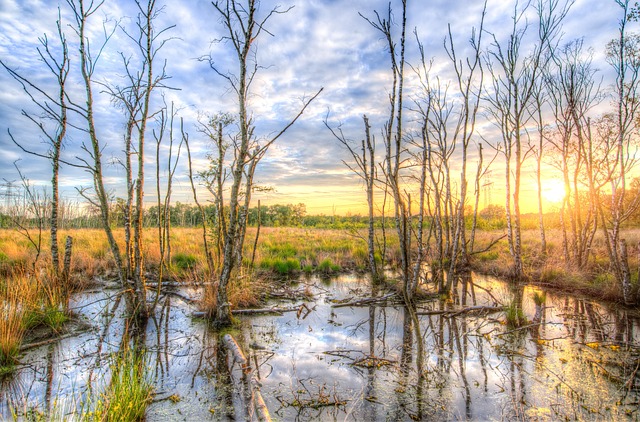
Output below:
[0,270,72,373]
[85,349,153,422]
[0,274,38,372]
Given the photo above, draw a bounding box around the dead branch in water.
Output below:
[331,293,396,308]
[222,334,271,422]
[193,303,312,318]
[417,305,504,317]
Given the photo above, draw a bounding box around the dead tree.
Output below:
[411,4,485,294]
[184,125,215,276]
[66,0,126,285]
[204,0,322,326]
[2,10,69,280]
[361,0,413,300]
[485,0,569,280]
[598,0,640,304]
[154,102,183,276]
[545,39,603,269]
[325,115,381,283]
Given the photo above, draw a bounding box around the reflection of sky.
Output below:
[2,274,639,421]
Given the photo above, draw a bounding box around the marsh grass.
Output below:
[0,225,636,310]
[471,228,640,302]
[0,274,38,372]
[85,348,153,422]
[0,268,73,373]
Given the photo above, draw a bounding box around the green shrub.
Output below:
[477,251,499,262]
[273,258,300,275]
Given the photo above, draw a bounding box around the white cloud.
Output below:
[0,0,627,213]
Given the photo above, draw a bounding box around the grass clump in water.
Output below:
[505,301,527,328]
[85,348,153,421]
[0,274,37,373]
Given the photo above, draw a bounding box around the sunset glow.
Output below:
[542,182,566,204]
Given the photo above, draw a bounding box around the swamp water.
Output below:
[1,273,639,421]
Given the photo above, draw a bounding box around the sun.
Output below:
[542,182,566,204]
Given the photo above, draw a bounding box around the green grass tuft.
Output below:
[171,253,198,270]
[85,349,153,421]
[318,258,341,274]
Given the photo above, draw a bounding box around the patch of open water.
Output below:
[2,273,639,421]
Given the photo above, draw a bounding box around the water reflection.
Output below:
[0,273,638,421]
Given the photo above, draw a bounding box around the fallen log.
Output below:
[331,293,396,308]
[193,304,309,319]
[222,334,271,422]
[417,305,504,317]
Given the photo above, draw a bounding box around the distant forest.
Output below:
[4,199,640,230]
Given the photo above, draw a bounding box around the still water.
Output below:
[2,273,639,420]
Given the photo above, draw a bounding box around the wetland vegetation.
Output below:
[2,0,640,420]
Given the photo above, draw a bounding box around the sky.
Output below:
[0,0,628,216]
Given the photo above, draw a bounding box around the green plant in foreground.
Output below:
[505,302,527,329]
[533,291,546,306]
[85,349,153,422]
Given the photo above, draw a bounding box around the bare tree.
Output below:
[485,0,569,280]
[325,115,381,282]
[545,39,603,268]
[68,0,172,318]
[599,0,640,304]
[361,0,414,299]
[65,0,127,289]
[204,0,322,326]
[2,10,70,280]
[152,101,183,307]
[184,124,215,276]
[412,6,486,295]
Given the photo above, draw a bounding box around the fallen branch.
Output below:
[193,304,311,319]
[20,322,92,351]
[417,305,504,317]
[331,293,396,308]
[223,334,271,422]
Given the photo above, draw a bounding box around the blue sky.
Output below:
[0,0,626,214]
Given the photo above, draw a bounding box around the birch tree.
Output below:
[205,0,322,326]
[599,0,640,304]
[2,11,70,281]
[485,0,568,280]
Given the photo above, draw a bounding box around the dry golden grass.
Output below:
[1,224,634,310]
[471,228,639,302]
[0,274,38,368]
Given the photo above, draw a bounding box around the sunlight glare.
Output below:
[542,182,565,204]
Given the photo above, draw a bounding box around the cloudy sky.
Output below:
[0,0,627,215]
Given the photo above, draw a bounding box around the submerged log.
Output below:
[331,293,396,308]
[193,304,311,319]
[222,334,271,422]
[417,305,504,317]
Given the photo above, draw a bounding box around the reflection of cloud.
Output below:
[0,0,623,213]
